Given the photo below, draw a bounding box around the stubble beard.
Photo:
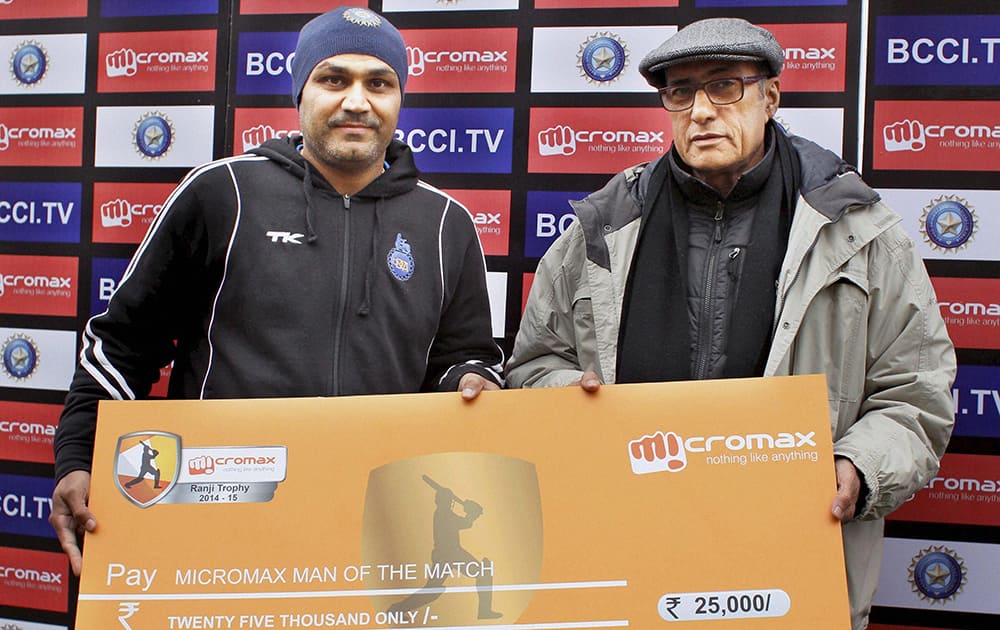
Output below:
[303,113,389,174]
[307,135,386,175]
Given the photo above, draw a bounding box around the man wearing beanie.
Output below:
[508,17,955,629]
[51,6,502,578]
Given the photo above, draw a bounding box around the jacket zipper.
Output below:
[694,202,725,379]
[331,194,352,394]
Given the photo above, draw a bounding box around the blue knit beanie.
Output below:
[290,6,408,107]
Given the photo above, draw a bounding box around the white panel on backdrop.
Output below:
[774,107,844,158]
[94,106,215,168]
[383,0,518,11]
[0,327,76,392]
[875,537,1000,615]
[876,188,997,261]
[0,34,87,95]
[530,26,677,93]
[487,271,507,339]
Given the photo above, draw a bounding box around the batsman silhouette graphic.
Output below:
[387,475,501,620]
[123,441,161,489]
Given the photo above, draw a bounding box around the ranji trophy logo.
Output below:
[362,453,542,626]
[114,431,181,508]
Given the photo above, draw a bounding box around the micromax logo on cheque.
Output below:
[628,430,816,475]
[187,455,278,476]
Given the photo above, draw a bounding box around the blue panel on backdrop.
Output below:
[524,191,588,259]
[395,109,513,174]
[876,15,1000,85]
[952,365,1000,438]
[91,257,130,317]
[0,182,81,243]
[236,31,298,96]
[696,0,846,6]
[0,474,55,538]
[101,0,219,16]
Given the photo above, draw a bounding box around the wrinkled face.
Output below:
[298,53,401,174]
[667,60,780,193]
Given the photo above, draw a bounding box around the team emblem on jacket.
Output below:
[387,233,415,281]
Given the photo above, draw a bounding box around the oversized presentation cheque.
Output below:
[78,374,850,629]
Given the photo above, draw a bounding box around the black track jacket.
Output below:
[54,137,503,480]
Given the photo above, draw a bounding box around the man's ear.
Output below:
[765,78,781,118]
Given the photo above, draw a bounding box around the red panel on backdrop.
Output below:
[240,0,366,14]
[873,100,1000,172]
[0,547,68,612]
[233,107,300,155]
[403,28,517,93]
[0,0,86,19]
[930,277,1000,350]
[528,107,671,174]
[97,30,218,93]
[0,401,60,464]
[764,23,847,92]
[92,183,178,245]
[0,255,77,316]
[0,107,83,167]
[889,453,1000,527]
[441,189,511,257]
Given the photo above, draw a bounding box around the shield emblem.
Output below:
[114,431,181,508]
[362,452,542,626]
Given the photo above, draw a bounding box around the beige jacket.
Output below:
[508,137,956,629]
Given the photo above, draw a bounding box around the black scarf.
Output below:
[616,125,800,383]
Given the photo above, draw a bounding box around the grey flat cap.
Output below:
[640,18,784,89]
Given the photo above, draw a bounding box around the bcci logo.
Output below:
[578,32,628,84]
[908,545,967,604]
[343,7,381,28]
[114,431,181,508]
[10,40,46,87]
[133,112,174,160]
[1,334,39,382]
[920,195,976,253]
[361,452,541,625]
[387,233,415,281]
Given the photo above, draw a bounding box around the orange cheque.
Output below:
[78,374,850,629]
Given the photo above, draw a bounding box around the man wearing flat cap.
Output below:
[51,6,502,576]
[508,17,955,628]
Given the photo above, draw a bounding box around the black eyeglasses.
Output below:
[657,75,766,112]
